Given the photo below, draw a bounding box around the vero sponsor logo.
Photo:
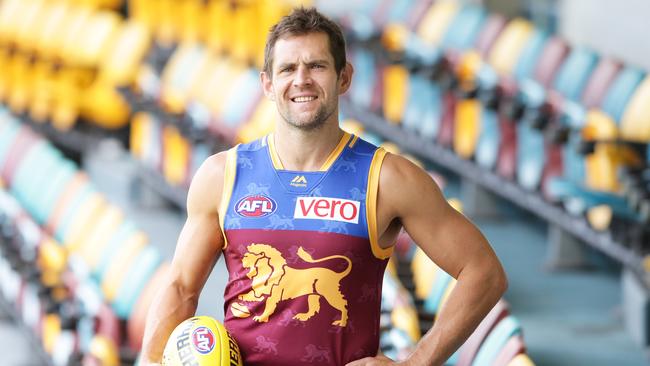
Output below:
[236,195,277,217]
[294,197,360,224]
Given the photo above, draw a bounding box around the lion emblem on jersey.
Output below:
[238,244,352,326]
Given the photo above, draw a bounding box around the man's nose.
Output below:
[293,65,313,87]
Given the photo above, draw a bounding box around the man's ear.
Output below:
[338,62,354,95]
[260,71,275,101]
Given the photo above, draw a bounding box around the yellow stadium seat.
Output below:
[0,0,22,45]
[33,3,68,58]
[37,238,67,281]
[11,0,45,50]
[620,77,650,142]
[160,43,212,114]
[80,205,125,269]
[130,112,153,160]
[63,193,107,252]
[382,24,409,54]
[128,0,156,32]
[235,98,277,144]
[76,12,122,68]
[17,0,50,54]
[206,61,246,118]
[156,0,179,46]
[411,247,440,300]
[487,18,535,77]
[416,0,459,46]
[87,335,120,366]
[42,314,61,354]
[162,125,191,186]
[5,0,46,113]
[82,79,132,129]
[205,0,232,54]
[101,232,148,300]
[383,65,409,124]
[586,205,613,232]
[50,69,83,130]
[178,0,205,44]
[391,301,421,342]
[231,1,258,63]
[454,98,482,159]
[582,110,625,192]
[189,54,225,108]
[57,7,94,63]
[6,53,32,114]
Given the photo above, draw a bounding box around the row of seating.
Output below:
[128,0,310,67]
[0,107,170,364]
[0,186,121,365]
[324,0,650,248]
[0,0,150,130]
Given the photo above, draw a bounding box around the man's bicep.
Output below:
[388,159,491,279]
[403,202,491,279]
[170,213,224,294]
[169,153,227,294]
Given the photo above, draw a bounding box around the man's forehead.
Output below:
[273,33,333,64]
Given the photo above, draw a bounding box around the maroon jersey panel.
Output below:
[222,229,388,366]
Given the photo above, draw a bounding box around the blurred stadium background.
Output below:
[0,0,650,365]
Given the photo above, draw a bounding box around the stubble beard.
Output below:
[280,101,336,132]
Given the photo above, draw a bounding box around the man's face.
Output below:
[261,32,352,131]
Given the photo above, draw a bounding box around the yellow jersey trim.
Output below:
[319,132,352,171]
[366,148,392,259]
[218,146,239,249]
[348,135,359,148]
[268,132,352,171]
[266,134,284,169]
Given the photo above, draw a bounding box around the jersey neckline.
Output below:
[265,132,356,172]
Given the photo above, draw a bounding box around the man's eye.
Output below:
[312,64,324,69]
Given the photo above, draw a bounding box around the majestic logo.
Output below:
[294,197,360,224]
[290,175,308,188]
[236,195,277,217]
[236,244,351,327]
[191,326,215,354]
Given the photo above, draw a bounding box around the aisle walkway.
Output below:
[477,214,647,365]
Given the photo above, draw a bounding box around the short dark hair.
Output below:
[263,7,347,77]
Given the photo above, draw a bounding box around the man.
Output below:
[141,7,507,366]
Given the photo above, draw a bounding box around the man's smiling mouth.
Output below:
[292,96,317,102]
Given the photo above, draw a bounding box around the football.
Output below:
[162,316,243,366]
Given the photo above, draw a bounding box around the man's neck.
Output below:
[272,122,344,171]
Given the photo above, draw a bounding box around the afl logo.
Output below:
[236,195,277,217]
[191,326,215,354]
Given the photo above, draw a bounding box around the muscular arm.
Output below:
[359,153,507,365]
[140,153,227,364]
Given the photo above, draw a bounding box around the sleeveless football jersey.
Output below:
[219,132,392,366]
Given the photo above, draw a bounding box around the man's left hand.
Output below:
[345,355,403,365]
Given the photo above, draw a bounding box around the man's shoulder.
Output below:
[379,153,438,195]
[237,136,268,153]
